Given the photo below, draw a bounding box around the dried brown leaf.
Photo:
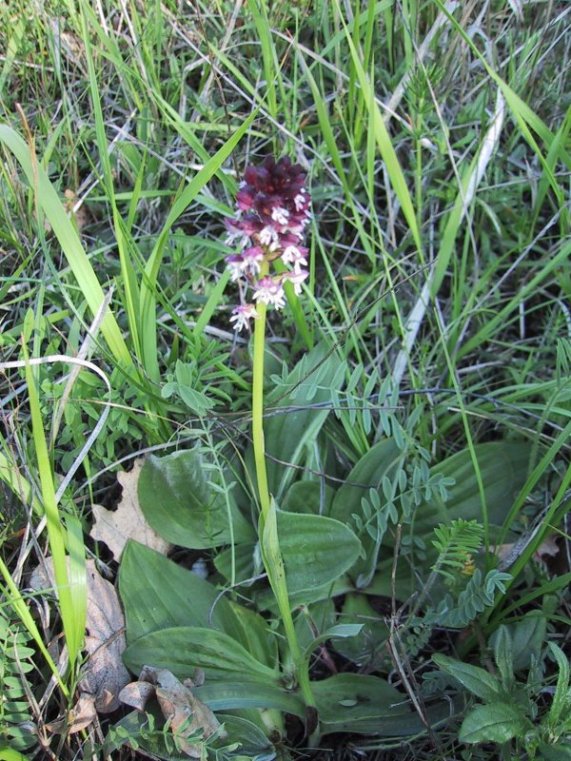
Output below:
[90,459,171,561]
[120,667,225,758]
[66,693,97,735]
[79,560,130,712]
[118,680,156,712]
[29,558,130,714]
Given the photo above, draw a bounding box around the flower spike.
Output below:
[225,156,311,328]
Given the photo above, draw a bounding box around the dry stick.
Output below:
[391,88,506,389]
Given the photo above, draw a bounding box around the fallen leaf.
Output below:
[30,558,130,714]
[91,459,171,561]
[79,559,131,712]
[494,534,560,567]
[119,666,225,758]
[118,680,156,712]
[66,693,97,734]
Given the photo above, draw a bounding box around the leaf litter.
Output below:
[119,666,226,758]
[91,458,171,561]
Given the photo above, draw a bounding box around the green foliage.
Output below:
[434,626,571,757]
[138,449,255,549]
[431,519,484,584]
[0,613,35,752]
[1,0,569,758]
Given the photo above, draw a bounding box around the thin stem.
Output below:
[252,297,271,518]
[251,284,319,736]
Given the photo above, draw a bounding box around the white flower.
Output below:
[294,192,307,211]
[225,232,250,248]
[282,244,308,272]
[283,270,308,295]
[271,206,290,225]
[258,226,279,247]
[230,303,258,332]
[226,256,245,282]
[253,277,286,310]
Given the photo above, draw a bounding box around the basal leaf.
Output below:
[412,442,530,539]
[138,450,255,549]
[510,611,547,672]
[459,702,529,744]
[433,654,501,702]
[329,439,402,524]
[119,541,273,664]
[313,673,449,736]
[282,481,335,515]
[123,626,278,686]
[119,542,237,642]
[252,346,345,499]
[276,511,362,596]
[194,681,304,717]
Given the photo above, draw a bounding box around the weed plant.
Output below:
[0,1,570,760]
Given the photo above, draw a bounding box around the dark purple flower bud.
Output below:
[225,156,311,326]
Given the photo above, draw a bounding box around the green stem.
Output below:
[252,298,271,517]
[251,285,318,734]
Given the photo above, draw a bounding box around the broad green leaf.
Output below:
[282,481,335,515]
[123,626,278,685]
[547,642,571,731]
[254,347,345,499]
[329,438,402,582]
[491,625,514,688]
[459,702,529,744]
[214,715,275,757]
[119,541,268,661]
[412,442,530,539]
[510,611,547,672]
[329,438,401,524]
[333,595,390,667]
[276,511,362,595]
[313,674,449,735]
[194,681,304,717]
[0,751,31,761]
[214,543,258,585]
[138,450,255,549]
[433,654,501,701]
[535,742,571,761]
[228,602,277,670]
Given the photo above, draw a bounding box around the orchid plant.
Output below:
[114,157,535,759]
[224,156,317,728]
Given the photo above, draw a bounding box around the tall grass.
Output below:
[0,0,569,758]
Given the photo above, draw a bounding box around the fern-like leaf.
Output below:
[431,519,484,584]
